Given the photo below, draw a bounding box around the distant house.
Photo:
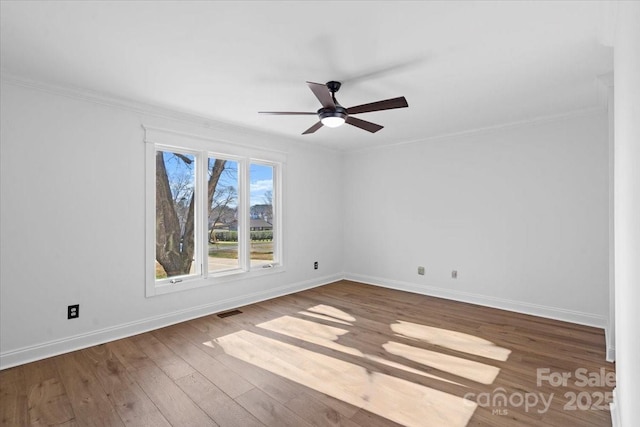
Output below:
[219,219,272,232]
[250,218,272,231]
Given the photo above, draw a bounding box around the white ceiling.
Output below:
[0,1,612,151]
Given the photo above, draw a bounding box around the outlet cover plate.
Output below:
[68,304,79,319]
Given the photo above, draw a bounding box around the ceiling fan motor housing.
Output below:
[326,81,342,93]
[318,106,347,119]
[318,106,347,127]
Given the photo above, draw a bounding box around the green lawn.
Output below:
[156,241,274,278]
[209,242,273,258]
[209,242,273,260]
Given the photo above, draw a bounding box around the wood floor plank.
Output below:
[284,393,361,427]
[106,337,153,371]
[1,280,614,427]
[166,321,229,358]
[130,365,218,427]
[171,320,317,409]
[235,388,313,427]
[215,352,303,404]
[152,325,255,399]
[108,338,218,426]
[81,344,172,427]
[175,371,265,427]
[54,351,123,426]
[349,408,404,427]
[189,314,243,339]
[27,378,77,426]
[131,332,195,380]
[20,358,76,426]
[0,367,29,426]
[297,389,362,420]
[215,328,477,427]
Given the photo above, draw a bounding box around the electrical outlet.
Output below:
[314,261,318,270]
[418,266,425,275]
[68,304,79,319]
[452,270,458,279]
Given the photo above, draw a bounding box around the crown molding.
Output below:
[347,106,608,154]
[0,73,308,148]
[1,73,606,156]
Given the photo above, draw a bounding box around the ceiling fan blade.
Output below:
[259,111,317,115]
[306,82,336,109]
[346,96,408,115]
[302,121,323,135]
[345,116,383,133]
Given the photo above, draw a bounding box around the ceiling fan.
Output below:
[259,81,408,135]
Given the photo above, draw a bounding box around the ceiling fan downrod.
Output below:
[326,80,342,105]
[318,81,347,127]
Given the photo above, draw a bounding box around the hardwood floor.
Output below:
[0,280,614,426]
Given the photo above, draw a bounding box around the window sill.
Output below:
[148,264,286,297]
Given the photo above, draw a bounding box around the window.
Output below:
[208,157,240,273]
[145,127,284,296]
[249,163,275,268]
[155,149,200,281]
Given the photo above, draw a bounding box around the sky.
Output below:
[215,160,273,207]
[250,163,273,207]
[163,151,272,208]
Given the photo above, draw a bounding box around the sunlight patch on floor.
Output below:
[383,341,500,384]
[299,310,353,326]
[391,320,512,361]
[259,315,350,349]
[257,315,463,386]
[307,304,357,323]
[216,329,477,427]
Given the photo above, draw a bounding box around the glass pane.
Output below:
[208,158,239,272]
[155,150,197,280]
[250,163,274,268]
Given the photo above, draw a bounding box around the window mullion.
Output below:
[238,160,250,271]
[273,163,281,265]
[198,152,208,278]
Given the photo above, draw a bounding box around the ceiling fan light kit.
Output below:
[319,107,347,128]
[259,80,408,135]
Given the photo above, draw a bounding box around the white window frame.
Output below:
[144,126,285,297]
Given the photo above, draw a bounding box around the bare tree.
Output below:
[263,190,273,206]
[250,191,273,222]
[155,152,226,277]
[208,184,237,243]
[168,165,194,235]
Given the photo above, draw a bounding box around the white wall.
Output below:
[0,81,344,368]
[0,78,613,370]
[343,111,610,326]
[612,2,640,425]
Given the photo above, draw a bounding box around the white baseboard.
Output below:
[344,273,608,329]
[606,346,616,363]
[610,388,620,427]
[1,272,609,370]
[605,327,616,362]
[0,273,343,370]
